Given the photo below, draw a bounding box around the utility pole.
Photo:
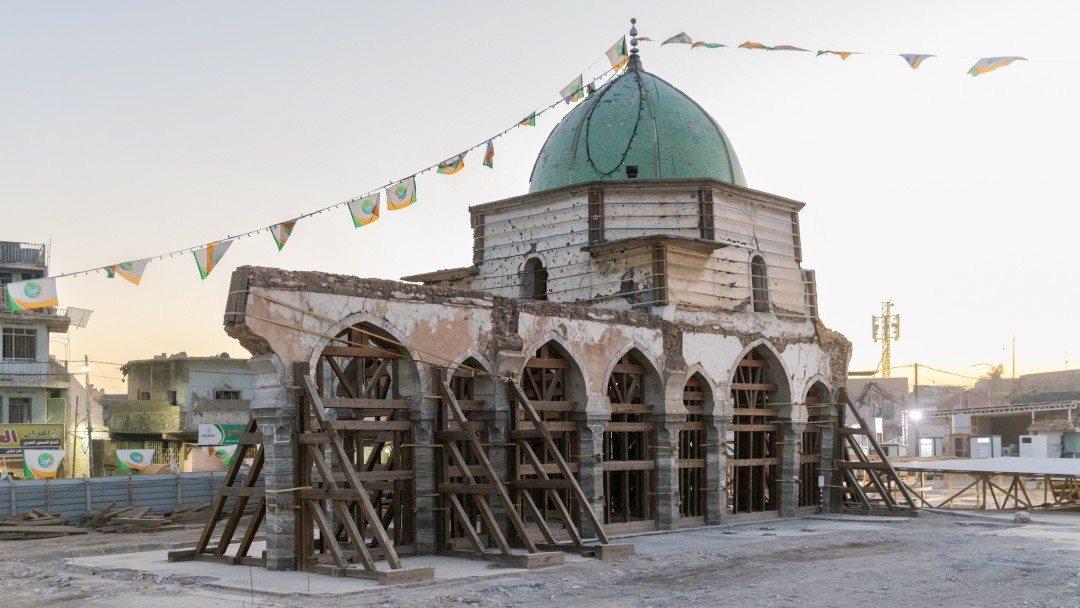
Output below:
[872,301,901,378]
[83,355,94,477]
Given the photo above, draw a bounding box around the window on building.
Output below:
[791,212,803,263]
[215,390,241,400]
[751,255,769,313]
[698,188,715,240]
[521,258,548,300]
[2,328,37,360]
[138,391,151,401]
[0,272,12,286]
[8,398,31,424]
[471,212,486,265]
[166,390,178,406]
[802,269,818,319]
[588,187,605,244]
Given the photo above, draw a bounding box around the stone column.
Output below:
[575,413,608,540]
[248,355,297,571]
[652,416,682,530]
[778,420,806,517]
[474,404,510,544]
[818,407,839,513]
[410,402,437,555]
[705,414,727,525]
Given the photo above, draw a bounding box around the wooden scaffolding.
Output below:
[834,388,917,514]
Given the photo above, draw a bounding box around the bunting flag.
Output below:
[386,176,418,210]
[817,50,856,60]
[483,140,494,168]
[105,259,150,285]
[606,36,629,71]
[662,32,693,46]
[560,75,584,104]
[968,56,1026,76]
[5,277,58,311]
[584,81,596,96]
[900,54,935,69]
[438,152,467,175]
[192,240,233,280]
[270,219,298,250]
[520,113,536,126]
[691,42,725,49]
[116,449,155,472]
[347,193,380,226]
[774,45,808,52]
[22,449,65,479]
[740,41,772,50]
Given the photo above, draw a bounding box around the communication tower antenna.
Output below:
[872,301,900,377]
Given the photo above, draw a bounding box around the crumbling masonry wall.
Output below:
[224,265,849,569]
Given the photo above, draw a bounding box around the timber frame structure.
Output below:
[207,266,852,577]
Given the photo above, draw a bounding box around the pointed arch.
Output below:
[724,339,792,408]
[799,380,831,508]
[679,370,712,521]
[726,342,791,516]
[520,330,592,395]
[602,346,662,530]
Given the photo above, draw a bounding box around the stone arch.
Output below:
[519,331,591,405]
[444,349,498,406]
[678,369,713,521]
[307,310,428,400]
[601,341,665,409]
[602,346,663,530]
[682,363,718,417]
[511,337,591,530]
[726,341,792,516]
[304,314,426,556]
[799,380,832,508]
[725,339,792,410]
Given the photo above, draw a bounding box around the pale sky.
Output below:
[3,1,1077,392]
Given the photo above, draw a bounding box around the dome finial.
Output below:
[628,17,642,70]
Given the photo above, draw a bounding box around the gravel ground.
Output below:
[3,511,1080,607]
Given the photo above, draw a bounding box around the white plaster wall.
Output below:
[469,184,812,318]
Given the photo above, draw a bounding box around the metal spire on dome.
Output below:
[628,17,643,71]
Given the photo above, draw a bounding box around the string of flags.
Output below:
[656,31,1026,76]
[2,25,1032,313]
[1,35,630,312]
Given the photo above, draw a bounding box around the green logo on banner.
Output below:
[38,453,52,467]
[131,451,144,463]
[23,282,42,298]
[120,262,133,270]
[362,200,374,214]
[395,185,407,198]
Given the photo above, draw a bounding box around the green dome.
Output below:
[529,65,746,193]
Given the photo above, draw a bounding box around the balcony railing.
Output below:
[0,359,70,387]
[0,242,47,266]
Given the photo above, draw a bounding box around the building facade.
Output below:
[105,352,255,471]
[0,241,70,475]
[222,53,851,570]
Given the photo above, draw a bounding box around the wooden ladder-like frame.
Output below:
[434,369,563,568]
[297,371,434,584]
[168,418,266,566]
[507,380,634,560]
[835,388,917,513]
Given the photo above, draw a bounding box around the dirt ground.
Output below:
[4,510,1080,608]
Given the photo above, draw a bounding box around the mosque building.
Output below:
[214,34,852,575]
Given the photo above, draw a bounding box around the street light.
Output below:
[909,410,923,457]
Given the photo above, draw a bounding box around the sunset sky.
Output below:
[3,1,1077,392]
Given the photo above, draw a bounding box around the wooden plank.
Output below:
[322,345,400,359]
[602,459,656,472]
[610,403,653,415]
[323,397,411,410]
[524,358,571,370]
[329,420,413,431]
[605,422,654,432]
[530,400,579,412]
[731,408,779,417]
[511,479,574,490]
